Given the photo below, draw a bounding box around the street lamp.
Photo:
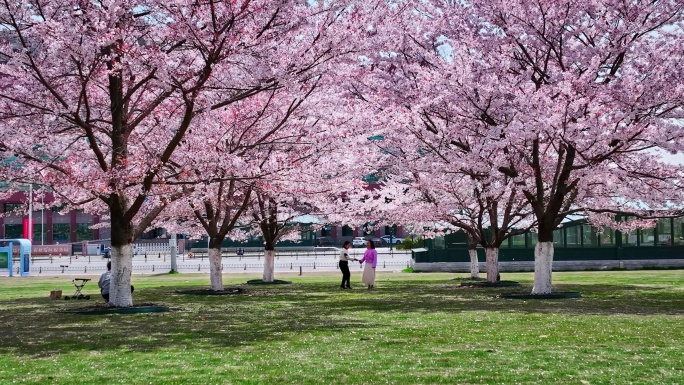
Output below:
[389,226,394,251]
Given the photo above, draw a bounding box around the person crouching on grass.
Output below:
[358,240,377,289]
[98,261,134,303]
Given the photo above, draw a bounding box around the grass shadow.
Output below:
[0,277,683,358]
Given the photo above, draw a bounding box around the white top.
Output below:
[339,248,352,261]
[98,271,111,294]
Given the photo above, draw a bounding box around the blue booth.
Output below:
[0,239,32,277]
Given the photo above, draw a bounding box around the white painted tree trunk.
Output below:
[468,249,480,279]
[262,249,275,282]
[532,241,554,294]
[485,248,499,283]
[208,247,223,291]
[109,244,133,307]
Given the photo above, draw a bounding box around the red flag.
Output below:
[22,219,33,240]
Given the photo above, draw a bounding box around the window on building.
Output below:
[566,226,581,247]
[320,227,330,237]
[33,223,45,244]
[582,225,598,247]
[622,230,638,246]
[4,224,22,238]
[384,225,397,236]
[342,225,353,236]
[51,204,67,212]
[674,217,684,246]
[53,223,70,243]
[300,227,314,242]
[362,222,374,235]
[639,227,655,246]
[528,232,538,247]
[621,216,638,246]
[139,227,165,240]
[600,227,615,246]
[3,203,22,214]
[553,229,563,247]
[76,223,93,241]
[510,234,526,248]
[657,218,672,246]
[433,236,445,250]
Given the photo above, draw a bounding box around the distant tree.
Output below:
[160,73,344,290]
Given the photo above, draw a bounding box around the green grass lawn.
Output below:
[1,270,683,384]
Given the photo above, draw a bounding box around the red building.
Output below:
[0,191,105,245]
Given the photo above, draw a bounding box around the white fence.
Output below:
[133,243,172,255]
[25,259,411,275]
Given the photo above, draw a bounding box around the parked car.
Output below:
[317,237,335,247]
[102,247,111,259]
[380,235,404,244]
[371,238,388,247]
[352,237,367,247]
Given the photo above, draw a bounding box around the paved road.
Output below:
[3,248,412,276]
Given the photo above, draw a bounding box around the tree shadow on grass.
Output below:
[0,279,682,358]
[253,279,684,318]
[0,290,368,358]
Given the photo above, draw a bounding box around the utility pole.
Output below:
[389,226,394,251]
[41,192,44,245]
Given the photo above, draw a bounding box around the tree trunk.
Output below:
[262,249,276,282]
[108,202,134,307]
[109,244,133,307]
[532,241,554,294]
[208,246,223,291]
[485,248,499,283]
[468,248,480,279]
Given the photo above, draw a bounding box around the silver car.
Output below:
[380,235,404,244]
[352,237,366,247]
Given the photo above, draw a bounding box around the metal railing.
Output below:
[25,259,411,275]
[29,249,411,263]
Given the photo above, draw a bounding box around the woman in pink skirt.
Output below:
[359,240,377,289]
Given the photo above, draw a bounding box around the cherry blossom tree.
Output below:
[245,122,353,283]
[355,0,684,293]
[158,177,253,291]
[335,5,535,283]
[0,0,363,306]
[248,189,305,283]
[349,132,535,282]
[464,0,684,294]
[158,75,343,290]
[400,176,532,283]
[155,0,375,287]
